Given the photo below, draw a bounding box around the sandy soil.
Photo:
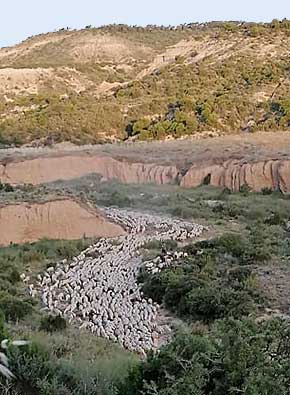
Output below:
[1,132,290,192]
[0,29,153,67]
[0,198,125,246]
[0,67,94,95]
[2,131,290,166]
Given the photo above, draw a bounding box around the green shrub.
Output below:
[140,233,260,322]
[202,174,211,186]
[264,212,285,226]
[120,318,290,395]
[0,293,33,322]
[0,182,14,192]
[143,239,178,251]
[239,183,251,196]
[22,249,44,264]
[40,315,67,333]
[170,205,195,219]
[139,224,275,323]
[212,233,246,258]
[102,191,132,208]
[8,267,21,284]
[0,309,6,340]
[261,187,273,195]
[143,240,164,250]
[7,341,117,395]
[219,187,232,198]
[140,271,170,304]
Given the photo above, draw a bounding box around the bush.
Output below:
[212,233,246,258]
[104,191,132,208]
[0,293,33,322]
[143,239,178,251]
[40,315,67,332]
[261,187,273,195]
[239,183,251,196]
[143,240,164,250]
[170,205,194,219]
[140,271,170,304]
[7,267,21,285]
[0,309,6,340]
[7,342,114,395]
[140,234,260,322]
[264,212,285,226]
[119,318,290,395]
[139,225,274,323]
[202,174,211,186]
[219,187,232,199]
[0,182,14,192]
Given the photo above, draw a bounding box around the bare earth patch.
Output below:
[1,132,290,192]
[0,67,95,95]
[0,198,125,246]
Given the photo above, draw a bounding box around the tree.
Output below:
[132,118,151,136]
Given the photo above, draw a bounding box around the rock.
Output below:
[0,155,179,186]
[180,159,290,193]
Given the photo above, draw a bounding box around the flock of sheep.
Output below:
[31,209,205,354]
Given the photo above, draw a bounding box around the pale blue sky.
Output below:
[1,0,290,47]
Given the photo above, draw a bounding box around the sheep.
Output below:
[30,208,206,353]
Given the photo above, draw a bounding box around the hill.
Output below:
[0,20,290,146]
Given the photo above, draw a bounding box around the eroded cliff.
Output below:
[0,154,179,186]
[2,136,290,193]
[0,199,125,246]
[181,159,290,193]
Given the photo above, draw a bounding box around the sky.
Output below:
[1,0,290,47]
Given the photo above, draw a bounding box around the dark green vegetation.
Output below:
[0,239,136,394]
[0,182,14,193]
[125,54,290,140]
[120,318,290,395]
[129,182,290,325]
[39,314,67,333]
[0,240,96,327]
[139,232,264,323]
[119,184,290,394]
[1,20,290,145]
[2,322,136,394]
[2,179,290,393]
[0,238,95,322]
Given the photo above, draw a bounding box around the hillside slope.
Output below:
[0,21,290,146]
